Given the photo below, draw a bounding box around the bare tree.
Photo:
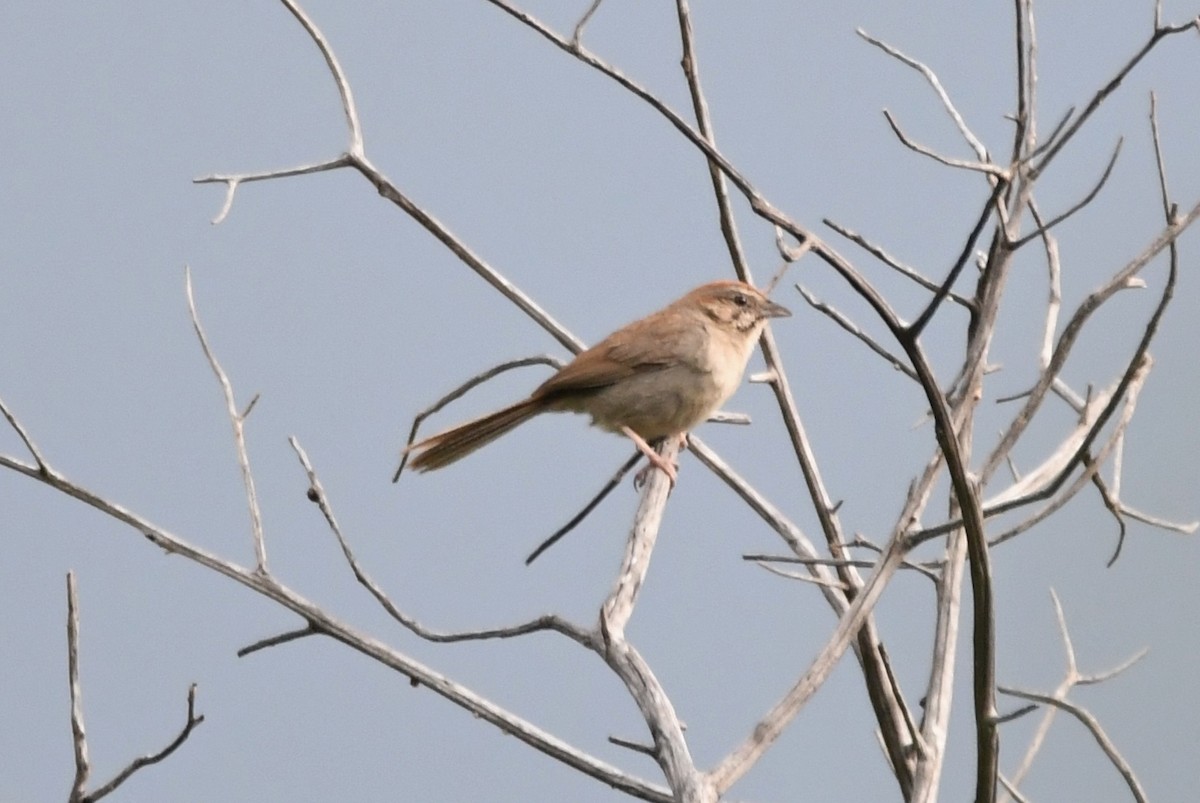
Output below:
[2,2,1196,801]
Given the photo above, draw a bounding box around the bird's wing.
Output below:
[533,310,705,399]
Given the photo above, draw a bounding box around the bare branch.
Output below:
[0,394,47,472]
[196,6,584,354]
[193,156,349,225]
[278,0,363,153]
[238,625,320,658]
[1011,0,1036,163]
[294,436,594,647]
[1148,92,1172,218]
[665,15,915,766]
[909,179,1007,338]
[709,532,910,793]
[1033,16,1199,176]
[1116,505,1197,535]
[998,773,1032,803]
[751,560,850,590]
[767,227,813,294]
[3,450,671,801]
[1077,647,1149,687]
[911,521,966,800]
[997,687,1147,803]
[981,197,1200,486]
[86,685,205,803]
[1011,138,1122,249]
[67,573,89,803]
[1023,105,1076,165]
[1027,198,1064,370]
[601,439,679,635]
[571,0,604,47]
[916,354,1153,553]
[1000,590,1148,799]
[745,552,938,583]
[881,110,1007,178]
[1090,461,1130,566]
[984,367,1144,513]
[597,438,714,800]
[994,704,1039,725]
[795,285,917,380]
[527,450,642,564]
[857,28,991,161]
[823,218,973,309]
[895,343,999,803]
[609,735,656,756]
[66,573,205,803]
[185,267,268,573]
[675,0,749,281]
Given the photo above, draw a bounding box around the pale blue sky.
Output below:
[2,1,1197,801]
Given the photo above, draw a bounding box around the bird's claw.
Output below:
[633,453,678,490]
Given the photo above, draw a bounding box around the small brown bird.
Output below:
[398,280,790,484]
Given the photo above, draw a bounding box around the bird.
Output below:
[396,280,790,485]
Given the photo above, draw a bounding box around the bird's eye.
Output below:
[732,293,749,307]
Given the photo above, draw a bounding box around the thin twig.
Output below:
[608,735,656,756]
[881,110,1006,178]
[1032,15,1199,176]
[998,773,1032,803]
[795,285,917,380]
[1000,589,1148,799]
[0,394,47,471]
[767,228,813,294]
[743,553,939,583]
[675,0,750,279]
[85,685,205,803]
[185,267,268,573]
[1027,198,1064,371]
[67,573,89,803]
[822,219,972,309]
[527,450,642,564]
[1011,138,1122,249]
[752,560,849,590]
[278,0,363,153]
[65,575,206,803]
[294,436,594,647]
[238,624,321,658]
[709,532,911,793]
[194,156,350,225]
[571,0,604,47]
[857,28,991,161]
[997,687,1147,802]
[908,180,1007,338]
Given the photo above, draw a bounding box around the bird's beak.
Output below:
[763,299,791,319]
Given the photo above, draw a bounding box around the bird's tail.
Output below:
[399,398,542,476]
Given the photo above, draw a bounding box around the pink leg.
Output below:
[622,426,678,487]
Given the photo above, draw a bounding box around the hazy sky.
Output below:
[2,1,1197,801]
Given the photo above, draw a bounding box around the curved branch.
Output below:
[1011,138,1122,249]
[295,436,594,648]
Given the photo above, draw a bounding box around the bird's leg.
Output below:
[623,427,678,488]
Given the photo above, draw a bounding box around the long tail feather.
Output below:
[407,398,541,472]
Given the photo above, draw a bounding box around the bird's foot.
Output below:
[624,427,680,490]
